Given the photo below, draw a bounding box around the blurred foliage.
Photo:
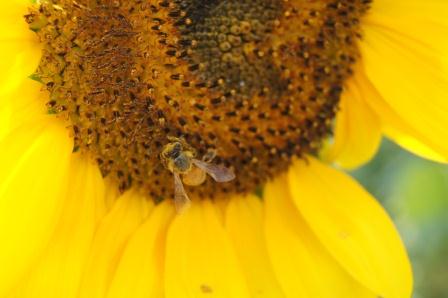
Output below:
[351,139,448,298]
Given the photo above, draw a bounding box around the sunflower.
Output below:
[0,0,446,297]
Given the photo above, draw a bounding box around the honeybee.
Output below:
[160,137,235,212]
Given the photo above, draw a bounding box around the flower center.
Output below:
[26,0,370,200]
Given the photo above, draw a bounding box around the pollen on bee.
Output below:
[27,0,371,200]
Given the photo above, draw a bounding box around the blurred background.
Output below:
[350,139,448,298]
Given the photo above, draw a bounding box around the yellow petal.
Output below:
[0,118,73,297]
[103,177,121,213]
[0,0,41,93]
[360,0,448,161]
[0,79,47,142]
[14,153,106,298]
[0,1,45,141]
[264,174,375,298]
[384,124,447,162]
[288,157,412,298]
[353,68,448,163]
[0,0,36,41]
[78,190,153,298]
[324,78,382,169]
[107,201,174,298]
[0,42,41,94]
[165,199,251,298]
[225,195,285,298]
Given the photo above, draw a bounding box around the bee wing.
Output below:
[174,172,191,213]
[202,149,217,163]
[192,159,235,183]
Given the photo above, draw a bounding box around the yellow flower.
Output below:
[0,0,446,297]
